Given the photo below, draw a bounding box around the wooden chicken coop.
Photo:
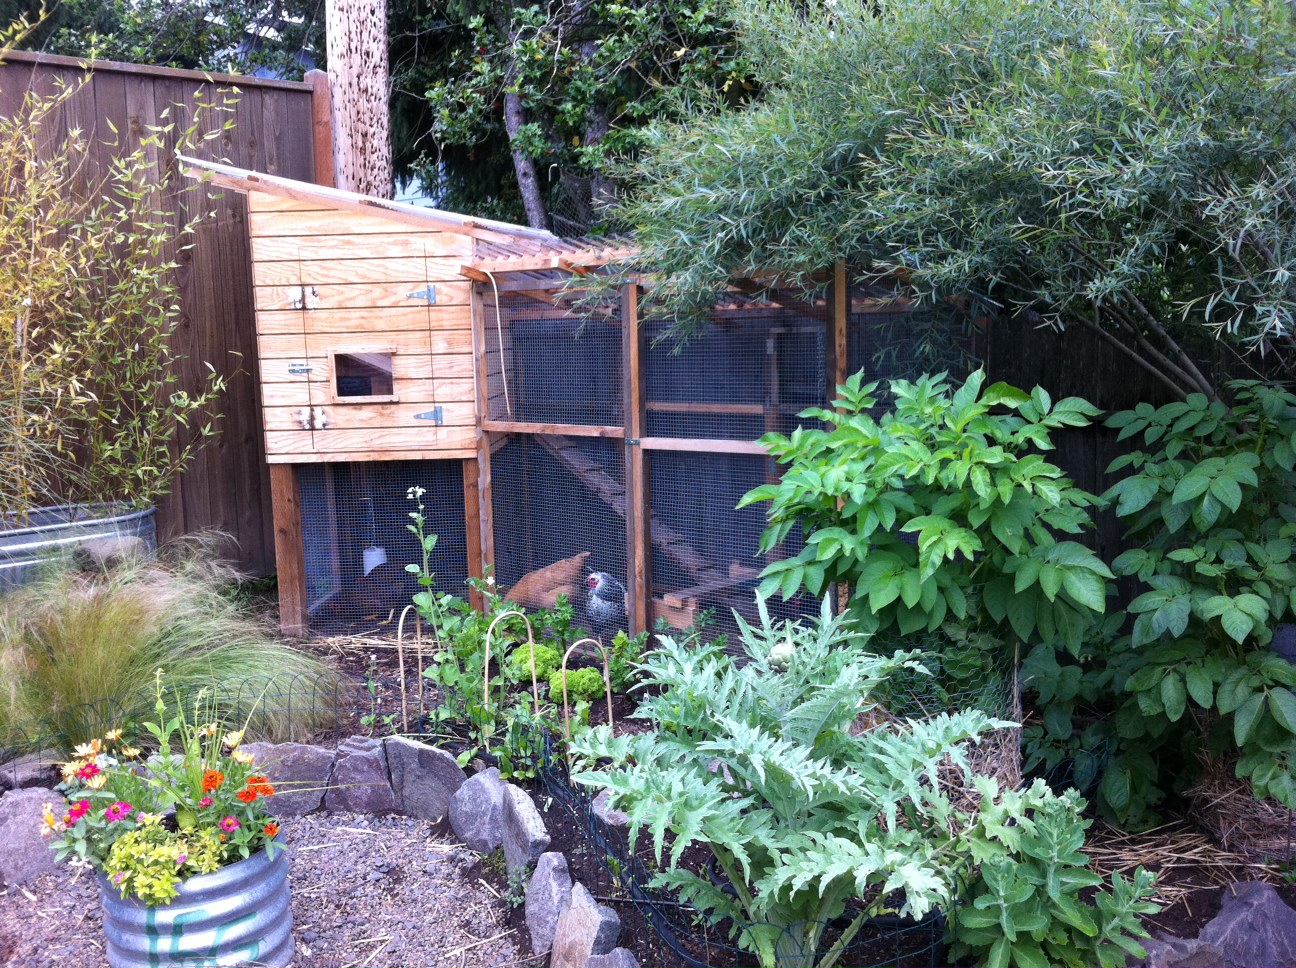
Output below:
[188,158,965,639]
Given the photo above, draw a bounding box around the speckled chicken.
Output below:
[585,571,627,633]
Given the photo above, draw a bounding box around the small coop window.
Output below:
[330,350,397,403]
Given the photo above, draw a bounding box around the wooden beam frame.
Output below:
[622,284,652,635]
[482,419,623,439]
[306,69,336,189]
[463,456,484,610]
[269,464,308,636]
[470,284,496,599]
[639,437,769,456]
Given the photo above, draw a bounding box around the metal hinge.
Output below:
[406,285,437,304]
[290,286,320,310]
[413,406,445,425]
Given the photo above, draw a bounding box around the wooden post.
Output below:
[463,457,484,610]
[622,283,651,634]
[269,464,308,636]
[305,69,336,188]
[325,0,393,197]
[833,259,850,615]
[470,283,496,605]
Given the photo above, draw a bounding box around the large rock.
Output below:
[0,752,61,792]
[0,788,65,886]
[550,881,620,968]
[384,736,466,822]
[586,950,640,968]
[1197,881,1296,967]
[525,852,572,955]
[73,535,147,570]
[450,767,507,852]
[591,790,629,831]
[1143,936,1226,968]
[502,784,550,875]
[240,742,335,818]
[323,736,397,815]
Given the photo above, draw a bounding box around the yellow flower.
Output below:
[119,746,141,759]
[231,749,254,766]
[73,739,102,757]
[222,730,244,750]
[41,804,58,828]
[59,761,81,781]
[137,812,163,826]
[104,728,124,742]
[202,723,219,737]
[84,773,108,791]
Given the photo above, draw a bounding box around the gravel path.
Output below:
[0,813,530,968]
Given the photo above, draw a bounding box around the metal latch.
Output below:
[413,406,445,425]
[290,286,320,310]
[406,285,437,304]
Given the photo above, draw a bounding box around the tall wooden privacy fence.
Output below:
[0,50,320,575]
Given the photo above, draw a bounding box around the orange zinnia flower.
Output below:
[248,775,275,797]
[202,770,225,793]
[236,789,258,803]
[264,822,279,838]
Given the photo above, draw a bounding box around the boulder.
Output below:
[450,767,507,852]
[240,742,335,818]
[1197,881,1296,967]
[550,881,620,968]
[0,752,61,792]
[501,784,550,875]
[0,788,65,886]
[383,736,466,822]
[1143,936,1227,968]
[323,736,397,815]
[525,852,573,955]
[586,950,640,968]
[591,790,629,830]
[73,535,147,570]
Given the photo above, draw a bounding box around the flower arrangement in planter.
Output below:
[40,673,293,966]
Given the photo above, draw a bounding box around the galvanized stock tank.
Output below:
[0,503,156,589]
[99,840,293,967]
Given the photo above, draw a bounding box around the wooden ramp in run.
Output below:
[535,435,760,623]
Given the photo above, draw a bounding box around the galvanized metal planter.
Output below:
[0,503,156,590]
[99,840,293,968]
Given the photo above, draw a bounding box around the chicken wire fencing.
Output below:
[298,459,469,635]
[490,434,630,638]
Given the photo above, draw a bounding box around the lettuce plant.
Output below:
[570,599,1005,967]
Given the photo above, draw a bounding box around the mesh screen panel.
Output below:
[298,459,468,635]
[483,292,622,426]
[645,297,829,440]
[490,435,629,636]
[848,305,981,390]
[649,450,815,638]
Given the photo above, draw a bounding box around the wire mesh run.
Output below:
[483,291,623,427]
[645,294,829,441]
[490,435,629,637]
[847,304,981,394]
[298,459,469,635]
[649,450,815,637]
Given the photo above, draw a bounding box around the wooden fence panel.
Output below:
[0,51,317,574]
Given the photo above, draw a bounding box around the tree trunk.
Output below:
[325,0,393,198]
[502,90,549,230]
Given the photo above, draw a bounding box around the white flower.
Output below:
[406,486,426,500]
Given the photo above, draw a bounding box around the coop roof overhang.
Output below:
[181,156,635,269]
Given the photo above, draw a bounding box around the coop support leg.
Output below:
[269,463,309,636]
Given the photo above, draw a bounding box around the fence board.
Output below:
[0,53,315,574]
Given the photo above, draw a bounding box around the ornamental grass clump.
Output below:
[0,538,340,748]
[42,675,286,905]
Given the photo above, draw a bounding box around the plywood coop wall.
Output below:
[247,193,478,462]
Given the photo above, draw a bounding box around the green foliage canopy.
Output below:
[617,0,1296,397]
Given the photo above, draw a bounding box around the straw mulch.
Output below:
[1187,756,1295,864]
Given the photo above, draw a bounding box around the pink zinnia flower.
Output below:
[104,801,134,823]
[219,816,240,833]
[68,799,91,822]
[198,797,213,808]
[175,853,188,866]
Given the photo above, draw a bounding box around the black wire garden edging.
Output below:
[533,732,956,968]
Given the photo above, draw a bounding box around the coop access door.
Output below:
[248,195,478,462]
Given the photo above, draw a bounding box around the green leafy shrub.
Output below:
[549,667,606,704]
[0,540,340,749]
[1106,384,1296,808]
[571,599,1156,968]
[950,780,1159,968]
[741,370,1111,655]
